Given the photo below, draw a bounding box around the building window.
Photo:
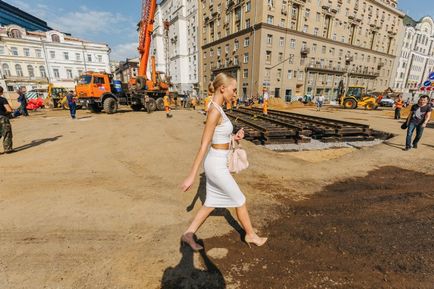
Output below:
[243,69,248,78]
[27,65,34,77]
[24,48,30,57]
[245,19,250,28]
[97,55,103,63]
[267,34,273,45]
[11,47,18,56]
[314,27,319,36]
[87,54,92,62]
[2,64,10,76]
[53,68,60,78]
[266,51,272,63]
[0,46,4,55]
[50,51,55,59]
[244,37,250,47]
[64,52,69,60]
[9,29,22,38]
[287,70,292,79]
[66,69,73,79]
[303,25,308,33]
[39,66,46,78]
[234,40,239,50]
[243,53,249,63]
[245,1,251,12]
[76,53,81,61]
[51,34,60,42]
[290,39,296,49]
[279,37,284,47]
[36,49,42,58]
[267,15,274,24]
[15,64,23,77]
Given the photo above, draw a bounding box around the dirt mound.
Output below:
[186,166,434,289]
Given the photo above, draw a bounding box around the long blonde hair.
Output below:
[207,73,236,95]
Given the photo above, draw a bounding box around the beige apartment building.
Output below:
[199,0,405,101]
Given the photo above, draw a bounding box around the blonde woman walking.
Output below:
[180,73,267,251]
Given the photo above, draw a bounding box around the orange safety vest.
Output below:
[204,96,211,111]
[163,96,170,107]
[395,99,403,109]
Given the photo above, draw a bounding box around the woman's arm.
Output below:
[181,108,221,192]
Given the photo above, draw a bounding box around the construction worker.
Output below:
[163,94,172,118]
[191,95,197,110]
[262,87,269,115]
[204,85,213,115]
[66,90,77,119]
[0,86,14,154]
[17,86,28,117]
[226,99,232,110]
[394,95,404,120]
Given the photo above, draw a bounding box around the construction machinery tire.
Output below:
[104,97,118,114]
[131,104,142,111]
[156,97,164,111]
[90,103,102,113]
[343,98,357,109]
[365,102,375,110]
[147,98,157,112]
[137,77,147,90]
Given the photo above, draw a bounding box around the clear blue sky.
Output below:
[399,0,434,20]
[5,0,432,61]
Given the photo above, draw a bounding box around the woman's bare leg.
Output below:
[184,206,215,234]
[235,204,255,236]
[236,203,267,246]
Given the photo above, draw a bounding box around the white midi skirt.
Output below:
[203,147,246,208]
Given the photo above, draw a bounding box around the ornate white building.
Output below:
[391,16,434,97]
[151,0,199,95]
[0,24,111,94]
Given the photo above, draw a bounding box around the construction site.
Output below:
[0,99,432,289]
[1,0,434,288]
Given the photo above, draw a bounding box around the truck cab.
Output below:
[75,72,119,113]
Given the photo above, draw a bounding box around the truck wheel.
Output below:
[131,104,142,111]
[343,98,357,109]
[104,98,118,114]
[365,102,375,110]
[156,97,164,111]
[147,98,157,112]
[90,103,102,113]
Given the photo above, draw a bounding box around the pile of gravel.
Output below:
[264,138,385,152]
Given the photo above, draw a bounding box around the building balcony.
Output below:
[306,63,347,74]
[3,75,49,83]
[300,47,310,56]
[348,68,379,78]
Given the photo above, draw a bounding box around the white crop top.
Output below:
[209,101,233,144]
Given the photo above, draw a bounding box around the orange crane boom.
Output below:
[138,0,157,78]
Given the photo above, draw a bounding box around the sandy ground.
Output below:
[0,105,433,289]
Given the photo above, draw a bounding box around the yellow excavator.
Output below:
[337,81,377,110]
[44,84,68,109]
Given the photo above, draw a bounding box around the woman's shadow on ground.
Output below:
[160,239,226,289]
[186,173,245,240]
